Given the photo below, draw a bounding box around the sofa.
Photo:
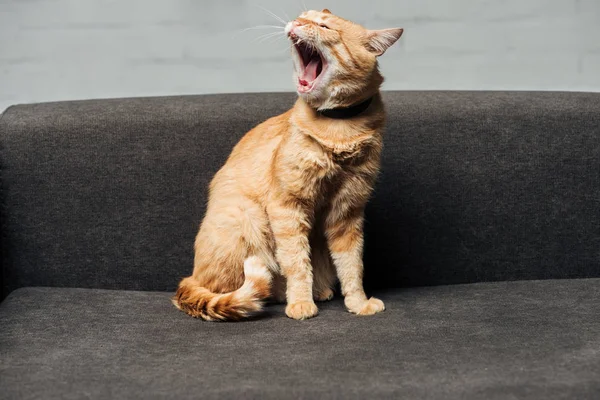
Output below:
[1,91,599,399]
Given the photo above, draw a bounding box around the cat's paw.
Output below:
[314,287,334,302]
[286,301,319,320]
[346,297,385,316]
[357,297,385,315]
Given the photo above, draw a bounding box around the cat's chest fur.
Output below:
[276,126,381,207]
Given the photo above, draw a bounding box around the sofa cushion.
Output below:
[1,279,599,399]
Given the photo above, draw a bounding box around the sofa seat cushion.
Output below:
[1,279,599,399]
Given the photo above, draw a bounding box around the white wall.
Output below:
[1,0,599,111]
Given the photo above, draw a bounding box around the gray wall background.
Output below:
[1,0,599,112]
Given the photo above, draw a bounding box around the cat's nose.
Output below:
[288,20,302,39]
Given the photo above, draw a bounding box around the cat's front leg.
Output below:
[326,208,385,316]
[268,203,318,320]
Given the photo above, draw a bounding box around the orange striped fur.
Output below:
[173,9,403,321]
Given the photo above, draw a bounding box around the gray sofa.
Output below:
[1,91,599,399]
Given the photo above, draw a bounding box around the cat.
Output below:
[173,9,403,321]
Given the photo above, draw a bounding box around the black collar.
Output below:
[318,97,373,119]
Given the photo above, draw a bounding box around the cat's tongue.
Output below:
[302,56,321,82]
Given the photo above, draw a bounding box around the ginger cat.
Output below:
[173,9,403,321]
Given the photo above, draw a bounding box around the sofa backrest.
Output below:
[1,91,599,299]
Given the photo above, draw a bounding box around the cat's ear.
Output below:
[322,9,332,14]
[366,28,403,56]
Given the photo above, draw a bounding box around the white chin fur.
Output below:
[296,80,326,106]
[295,73,338,110]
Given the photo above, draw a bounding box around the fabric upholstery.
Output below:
[1,92,599,298]
[1,280,599,399]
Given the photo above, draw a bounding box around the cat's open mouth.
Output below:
[294,41,325,93]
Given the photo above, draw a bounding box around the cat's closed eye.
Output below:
[319,23,330,29]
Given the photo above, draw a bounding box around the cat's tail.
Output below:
[172,256,272,321]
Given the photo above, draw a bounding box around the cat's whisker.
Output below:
[254,5,288,26]
[253,31,285,44]
[280,8,291,22]
[258,30,285,39]
[258,33,286,44]
[232,25,284,40]
[240,25,285,32]
[265,34,287,44]
[252,35,279,44]
[277,44,294,55]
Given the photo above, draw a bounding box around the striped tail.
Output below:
[172,256,272,321]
